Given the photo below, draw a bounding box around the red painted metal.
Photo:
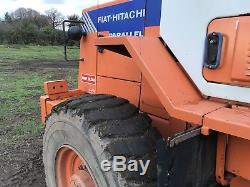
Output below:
[56,146,96,187]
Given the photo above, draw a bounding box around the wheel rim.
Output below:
[56,146,97,187]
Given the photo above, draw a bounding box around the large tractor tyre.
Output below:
[43,94,159,187]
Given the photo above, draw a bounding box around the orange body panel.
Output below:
[231,177,250,187]
[44,80,68,95]
[46,100,64,115]
[78,33,98,94]
[203,107,250,141]
[40,80,84,124]
[140,76,169,119]
[231,18,250,82]
[226,136,250,181]
[204,16,250,86]
[40,95,49,124]
[150,115,187,140]
[144,26,160,37]
[216,134,230,185]
[95,36,226,124]
[96,76,140,106]
[97,49,141,82]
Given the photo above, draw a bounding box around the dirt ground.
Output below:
[0,59,78,187]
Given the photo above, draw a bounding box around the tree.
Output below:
[45,9,64,29]
[0,22,6,43]
[67,14,80,21]
[4,12,12,23]
[33,15,50,29]
[67,14,80,27]
[0,8,66,45]
[11,8,40,20]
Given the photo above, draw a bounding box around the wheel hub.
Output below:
[56,146,96,187]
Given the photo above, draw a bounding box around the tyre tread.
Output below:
[46,94,159,187]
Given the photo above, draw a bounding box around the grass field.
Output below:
[0,45,64,62]
[0,45,79,63]
[0,45,79,186]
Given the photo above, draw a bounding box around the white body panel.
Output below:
[160,0,250,103]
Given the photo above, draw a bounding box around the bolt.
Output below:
[79,164,87,170]
[97,47,104,53]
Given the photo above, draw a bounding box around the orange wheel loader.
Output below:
[40,0,250,186]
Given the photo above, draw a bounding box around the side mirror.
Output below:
[63,20,86,62]
[68,25,87,41]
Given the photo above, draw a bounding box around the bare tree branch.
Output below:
[45,8,65,29]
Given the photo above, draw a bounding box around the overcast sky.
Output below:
[0,0,113,18]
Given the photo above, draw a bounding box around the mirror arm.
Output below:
[63,20,85,62]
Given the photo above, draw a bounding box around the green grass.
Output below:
[14,118,42,139]
[0,45,80,63]
[0,45,78,143]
